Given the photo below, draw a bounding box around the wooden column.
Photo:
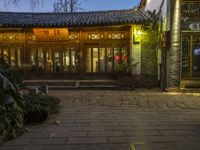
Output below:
[168,0,181,89]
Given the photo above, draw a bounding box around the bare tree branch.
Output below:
[54,0,87,12]
[3,0,43,11]
[2,0,86,12]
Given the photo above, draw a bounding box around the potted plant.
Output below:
[115,57,141,88]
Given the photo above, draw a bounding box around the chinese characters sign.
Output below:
[33,28,69,41]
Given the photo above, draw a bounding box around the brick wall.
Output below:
[139,30,158,88]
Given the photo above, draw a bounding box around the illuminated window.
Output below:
[2,35,19,41]
[109,33,124,39]
[28,35,36,41]
[88,33,103,40]
[69,33,78,40]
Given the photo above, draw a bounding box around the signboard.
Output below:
[182,22,200,31]
[189,23,200,30]
[33,28,69,41]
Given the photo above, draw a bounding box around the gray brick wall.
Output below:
[140,30,158,88]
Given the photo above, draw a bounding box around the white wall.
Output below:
[144,0,171,31]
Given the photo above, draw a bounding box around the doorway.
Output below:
[85,46,127,74]
[182,34,200,79]
[29,46,79,73]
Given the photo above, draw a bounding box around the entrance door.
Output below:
[182,35,200,79]
[86,47,109,73]
[85,46,127,73]
[86,47,99,73]
[63,48,79,73]
[30,46,79,73]
[53,47,79,73]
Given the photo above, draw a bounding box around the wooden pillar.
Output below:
[168,0,181,89]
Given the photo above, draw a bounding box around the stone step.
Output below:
[26,85,119,90]
[24,80,121,90]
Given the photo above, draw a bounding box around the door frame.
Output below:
[84,44,128,74]
[181,33,200,79]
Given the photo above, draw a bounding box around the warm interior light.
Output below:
[137,30,142,36]
[146,0,150,5]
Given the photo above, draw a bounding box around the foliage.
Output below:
[0,58,26,144]
[0,57,60,144]
[0,58,23,89]
[115,62,131,75]
[23,94,60,124]
[0,91,25,144]
[114,59,140,75]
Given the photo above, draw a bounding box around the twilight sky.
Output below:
[0,0,140,12]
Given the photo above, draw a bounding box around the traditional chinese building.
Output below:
[140,0,200,90]
[0,9,161,88]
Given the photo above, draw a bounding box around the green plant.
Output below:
[0,62,26,144]
[0,57,60,145]
[114,59,140,75]
[0,58,23,89]
[23,94,60,124]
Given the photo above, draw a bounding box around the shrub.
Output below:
[23,94,60,124]
[0,57,26,144]
[0,57,60,144]
[0,83,26,144]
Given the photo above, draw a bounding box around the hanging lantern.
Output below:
[115,54,120,64]
[121,55,126,61]
[115,54,120,61]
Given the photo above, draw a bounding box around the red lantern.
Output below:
[115,54,120,64]
[115,55,120,61]
[121,55,126,61]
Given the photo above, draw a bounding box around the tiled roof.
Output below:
[0,9,150,28]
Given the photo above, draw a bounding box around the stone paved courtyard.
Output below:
[1,89,200,150]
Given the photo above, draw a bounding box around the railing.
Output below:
[182,72,200,80]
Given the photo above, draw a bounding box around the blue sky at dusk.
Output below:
[0,0,140,12]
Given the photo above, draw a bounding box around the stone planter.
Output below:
[117,74,134,88]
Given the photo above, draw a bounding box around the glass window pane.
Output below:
[10,48,16,67]
[71,50,78,73]
[63,49,70,72]
[46,48,52,72]
[114,47,120,66]
[54,51,61,72]
[38,48,44,68]
[17,48,21,67]
[3,48,9,64]
[93,48,98,73]
[30,48,37,66]
[182,36,190,78]
[193,36,200,77]
[99,48,105,72]
[106,48,113,73]
[121,48,127,63]
[86,48,91,72]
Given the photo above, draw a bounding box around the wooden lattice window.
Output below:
[88,33,104,40]
[28,34,36,41]
[2,34,19,41]
[108,33,124,39]
[69,32,78,40]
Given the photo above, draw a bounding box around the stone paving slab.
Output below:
[1,90,200,150]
